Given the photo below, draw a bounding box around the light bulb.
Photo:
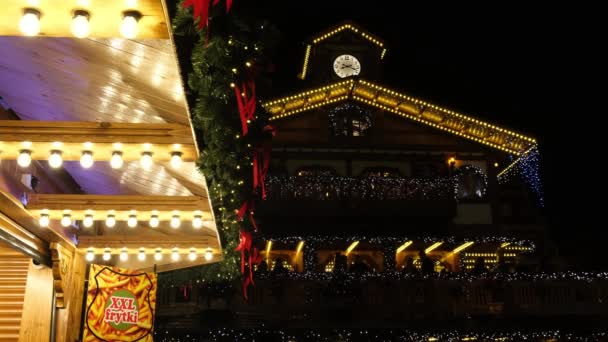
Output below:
[103,248,111,261]
[120,11,140,39]
[204,249,213,261]
[170,152,183,169]
[39,214,50,227]
[138,248,146,261]
[110,151,124,169]
[70,10,91,38]
[170,215,181,229]
[17,150,32,167]
[47,150,64,168]
[154,249,162,261]
[19,9,41,36]
[149,215,159,228]
[83,214,94,228]
[192,215,203,229]
[80,151,94,168]
[188,248,197,261]
[127,215,137,228]
[120,248,128,261]
[105,215,116,228]
[140,152,153,169]
[85,248,95,262]
[171,248,179,261]
[61,214,71,227]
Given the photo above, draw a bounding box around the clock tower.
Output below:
[298,21,387,84]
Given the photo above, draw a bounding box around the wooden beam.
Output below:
[26,194,212,220]
[0,0,169,39]
[0,121,198,161]
[77,234,220,250]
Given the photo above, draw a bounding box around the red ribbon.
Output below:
[234,229,261,299]
[237,200,257,231]
[182,0,233,43]
[234,80,256,136]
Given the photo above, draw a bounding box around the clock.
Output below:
[333,54,361,78]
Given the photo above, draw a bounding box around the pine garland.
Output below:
[159,1,279,287]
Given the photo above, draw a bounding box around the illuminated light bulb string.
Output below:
[498,146,544,207]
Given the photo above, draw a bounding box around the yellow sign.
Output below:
[82,264,157,342]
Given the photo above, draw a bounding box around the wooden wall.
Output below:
[18,261,53,342]
[54,250,87,342]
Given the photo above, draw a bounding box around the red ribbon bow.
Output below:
[234,80,257,136]
[182,0,233,31]
[234,229,261,299]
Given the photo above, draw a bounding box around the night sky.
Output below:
[173,2,580,266]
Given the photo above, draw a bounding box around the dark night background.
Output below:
[172,2,588,267]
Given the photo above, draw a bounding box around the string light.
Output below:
[61,213,72,227]
[127,213,137,228]
[170,213,181,229]
[105,214,116,228]
[171,248,180,261]
[188,248,197,261]
[85,248,95,262]
[19,8,41,36]
[154,248,162,261]
[498,146,544,207]
[120,11,141,39]
[120,247,128,261]
[204,248,213,261]
[39,213,50,227]
[48,150,63,168]
[192,214,203,229]
[103,248,111,261]
[170,152,183,169]
[17,150,32,167]
[138,247,146,261]
[80,151,94,168]
[83,214,94,228]
[70,10,91,38]
[149,214,160,228]
[140,152,153,169]
[110,151,124,169]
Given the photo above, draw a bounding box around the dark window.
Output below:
[295,165,337,177]
[360,167,402,178]
[329,103,372,137]
[455,165,487,200]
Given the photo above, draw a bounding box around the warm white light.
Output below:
[19,9,41,36]
[70,11,91,38]
[204,249,213,261]
[154,248,162,261]
[85,248,95,262]
[120,248,128,261]
[192,215,203,229]
[188,248,197,261]
[17,150,32,167]
[48,150,63,168]
[110,151,124,169]
[83,214,94,228]
[103,248,111,261]
[171,248,180,261]
[105,215,116,228]
[80,151,94,168]
[61,214,71,227]
[149,215,159,228]
[39,214,50,227]
[127,215,137,228]
[170,152,183,169]
[120,13,139,39]
[170,215,181,229]
[138,248,146,261]
[140,152,153,169]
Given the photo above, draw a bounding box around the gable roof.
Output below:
[299,21,387,79]
[262,79,536,156]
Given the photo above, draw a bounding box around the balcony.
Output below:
[261,176,457,218]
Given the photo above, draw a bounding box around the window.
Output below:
[360,167,401,178]
[295,165,337,177]
[455,165,487,200]
[329,103,372,137]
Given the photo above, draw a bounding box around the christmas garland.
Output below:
[159,1,279,288]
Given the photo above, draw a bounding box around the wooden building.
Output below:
[0,1,220,340]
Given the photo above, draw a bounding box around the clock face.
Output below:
[333,54,361,78]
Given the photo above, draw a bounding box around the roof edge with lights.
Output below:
[262,78,537,158]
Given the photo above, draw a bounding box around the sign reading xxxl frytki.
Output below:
[82,264,157,342]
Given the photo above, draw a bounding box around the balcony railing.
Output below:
[264,175,455,201]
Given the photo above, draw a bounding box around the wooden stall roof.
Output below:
[262,79,537,158]
[0,0,222,267]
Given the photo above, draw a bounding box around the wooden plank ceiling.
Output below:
[0,0,221,270]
